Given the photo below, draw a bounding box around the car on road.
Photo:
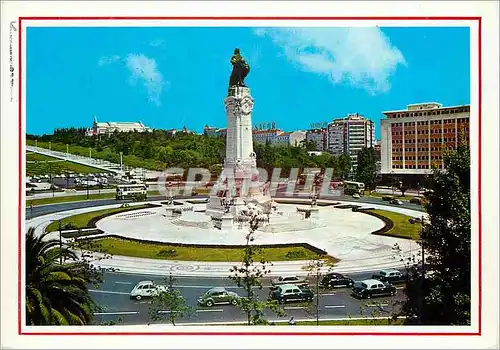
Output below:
[351,279,397,299]
[130,281,169,300]
[197,287,240,307]
[352,193,361,199]
[271,276,308,288]
[371,269,406,284]
[269,284,314,304]
[390,199,404,205]
[321,272,354,288]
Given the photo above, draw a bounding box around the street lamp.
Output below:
[49,141,51,151]
[86,173,90,200]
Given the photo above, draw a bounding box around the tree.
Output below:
[395,142,471,325]
[25,228,95,325]
[399,184,409,197]
[229,215,285,325]
[335,154,352,179]
[355,147,377,190]
[148,274,193,326]
[304,256,333,325]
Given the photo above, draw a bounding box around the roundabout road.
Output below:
[26,194,423,219]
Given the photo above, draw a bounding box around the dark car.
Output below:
[321,273,354,288]
[371,269,406,284]
[269,284,314,304]
[351,279,397,299]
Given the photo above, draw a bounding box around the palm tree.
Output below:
[25,228,94,325]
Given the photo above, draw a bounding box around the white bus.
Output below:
[342,181,365,195]
[116,183,147,200]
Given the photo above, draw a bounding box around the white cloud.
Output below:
[125,54,165,106]
[98,55,121,66]
[254,27,406,94]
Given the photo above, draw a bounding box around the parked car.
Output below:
[390,199,403,205]
[352,193,361,199]
[129,281,169,300]
[351,279,397,299]
[197,287,240,307]
[321,272,354,288]
[371,269,406,284]
[269,284,314,304]
[409,217,423,224]
[271,276,308,288]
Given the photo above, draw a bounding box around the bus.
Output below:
[342,181,365,195]
[116,183,147,200]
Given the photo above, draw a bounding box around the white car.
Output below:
[352,193,361,199]
[129,281,169,300]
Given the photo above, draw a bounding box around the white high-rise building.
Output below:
[327,113,375,168]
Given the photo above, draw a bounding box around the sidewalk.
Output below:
[82,252,405,277]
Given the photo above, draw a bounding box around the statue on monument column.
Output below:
[228,48,250,92]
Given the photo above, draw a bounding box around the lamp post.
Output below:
[55,219,69,264]
[89,147,92,160]
[86,173,90,200]
[49,141,51,151]
[120,152,123,173]
[35,139,38,148]
[66,144,69,157]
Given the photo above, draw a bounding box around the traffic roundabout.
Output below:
[27,196,425,277]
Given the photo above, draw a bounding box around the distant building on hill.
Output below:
[86,116,152,136]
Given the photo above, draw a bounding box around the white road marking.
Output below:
[89,289,129,295]
[396,286,405,289]
[324,305,346,309]
[195,309,224,313]
[321,293,337,296]
[93,311,139,315]
[284,306,308,310]
[365,303,389,307]
[115,281,132,285]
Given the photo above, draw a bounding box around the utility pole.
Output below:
[89,147,92,160]
[35,139,37,148]
[66,144,69,156]
[86,174,90,200]
[49,141,51,151]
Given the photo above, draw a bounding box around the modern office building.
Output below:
[380,102,470,184]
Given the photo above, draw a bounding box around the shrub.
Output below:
[285,250,307,259]
[157,249,178,258]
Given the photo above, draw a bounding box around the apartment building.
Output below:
[327,113,375,168]
[305,128,327,151]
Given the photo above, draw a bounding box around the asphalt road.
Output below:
[90,271,406,325]
[27,194,423,219]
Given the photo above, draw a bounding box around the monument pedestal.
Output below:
[205,85,271,224]
[220,214,234,230]
[165,205,175,217]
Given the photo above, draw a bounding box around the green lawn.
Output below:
[85,237,338,263]
[367,209,421,240]
[45,204,152,232]
[27,141,165,171]
[27,192,117,206]
[363,191,416,201]
[26,152,106,176]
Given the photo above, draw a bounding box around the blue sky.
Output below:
[27,26,470,138]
